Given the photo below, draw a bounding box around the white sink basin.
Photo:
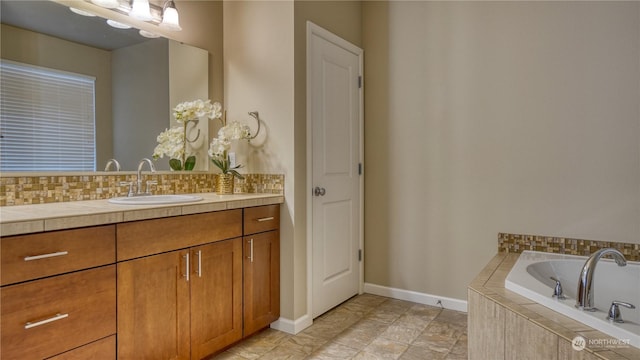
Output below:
[108,194,203,205]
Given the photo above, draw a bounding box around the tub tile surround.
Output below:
[469,253,640,360]
[0,173,284,206]
[498,232,640,262]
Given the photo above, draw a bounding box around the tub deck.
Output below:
[469,252,640,359]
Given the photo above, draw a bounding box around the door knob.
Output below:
[314,187,326,196]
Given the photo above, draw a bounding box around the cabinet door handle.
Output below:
[24,251,68,261]
[183,253,190,282]
[257,216,274,222]
[196,250,202,278]
[248,239,254,263]
[25,313,68,329]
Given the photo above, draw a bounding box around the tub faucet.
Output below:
[575,248,626,311]
[136,158,156,196]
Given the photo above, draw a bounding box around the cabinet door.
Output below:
[243,231,280,337]
[117,250,190,360]
[190,238,243,360]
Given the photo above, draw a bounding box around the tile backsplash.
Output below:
[498,232,640,261]
[0,173,284,206]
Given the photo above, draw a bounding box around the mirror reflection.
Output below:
[0,0,209,171]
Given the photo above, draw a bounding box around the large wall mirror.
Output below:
[0,0,210,172]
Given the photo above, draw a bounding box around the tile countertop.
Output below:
[0,193,284,237]
[469,253,640,360]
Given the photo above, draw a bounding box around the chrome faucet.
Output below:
[135,158,156,196]
[104,158,121,172]
[576,248,626,311]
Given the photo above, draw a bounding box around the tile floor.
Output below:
[211,294,468,359]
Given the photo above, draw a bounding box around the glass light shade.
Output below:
[139,30,160,38]
[106,19,131,29]
[91,0,119,9]
[160,6,181,31]
[69,7,96,17]
[129,0,152,21]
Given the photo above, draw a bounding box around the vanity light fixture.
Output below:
[129,0,153,21]
[72,0,182,32]
[160,0,181,31]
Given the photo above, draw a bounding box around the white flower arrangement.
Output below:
[152,126,184,161]
[208,121,251,178]
[153,99,222,170]
[173,99,222,123]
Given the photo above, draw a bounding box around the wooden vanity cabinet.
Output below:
[0,226,116,360]
[0,202,281,360]
[116,210,244,360]
[243,205,281,337]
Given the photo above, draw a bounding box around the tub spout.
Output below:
[575,248,626,311]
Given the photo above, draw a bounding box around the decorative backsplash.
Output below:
[498,232,640,262]
[0,173,284,206]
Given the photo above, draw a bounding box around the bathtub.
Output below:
[505,251,640,349]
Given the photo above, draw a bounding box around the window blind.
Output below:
[0,60,96,172]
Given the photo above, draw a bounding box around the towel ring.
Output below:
[247,111,261,140]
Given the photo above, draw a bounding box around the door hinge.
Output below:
[358,249,362,262]
[358,163,362,175]
[358,76,362,89]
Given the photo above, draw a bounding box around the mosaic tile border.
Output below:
[0,173,284,206]
[498,232,640,262]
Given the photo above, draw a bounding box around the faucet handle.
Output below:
[119,181,135,197]
[607,301,636,323]
[145,180,158,195]
[550,277,566,300]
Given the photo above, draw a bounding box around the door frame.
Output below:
[306,21,364,321]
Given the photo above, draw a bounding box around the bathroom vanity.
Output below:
[0,194,282,359]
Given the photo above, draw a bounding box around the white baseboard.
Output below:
[271,284,466,335]
[363,283,468,313]
[270,314,313,335]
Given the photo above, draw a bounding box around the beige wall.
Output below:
[223,0,296,320]
[169,0,224,103]
[112,39,169,170]
[363,1,640,300]
[224,0,362,322]
[1,24,113,168]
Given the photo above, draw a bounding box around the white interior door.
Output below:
[308,23,363,318]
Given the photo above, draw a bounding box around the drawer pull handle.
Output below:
[24,251,68,262]
[257,217,274,222]
[25,313,68,329]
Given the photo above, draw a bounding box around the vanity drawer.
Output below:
[1,265,116,360]
[117,210,243,261]
[244,205,280,235]
[1,225,116,286]
[48,335,116,360]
